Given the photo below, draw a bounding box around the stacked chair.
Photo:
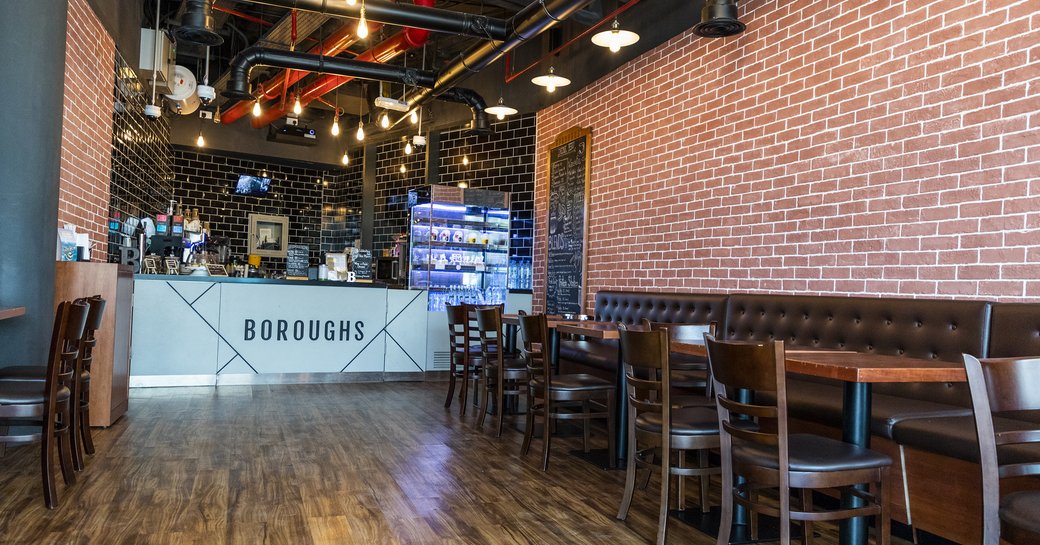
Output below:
[473,305,527,436]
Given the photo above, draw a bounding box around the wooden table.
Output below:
[0,307,26,321]
[673,340,966,545]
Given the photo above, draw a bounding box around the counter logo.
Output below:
[244,319,365,342]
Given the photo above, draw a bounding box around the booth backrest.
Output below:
[593,291,729,327]
[988,303,1040,358]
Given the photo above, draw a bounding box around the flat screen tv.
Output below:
[235,175,272,196]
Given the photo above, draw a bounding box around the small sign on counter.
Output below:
[286,243,310,279]
[352,249,373,282]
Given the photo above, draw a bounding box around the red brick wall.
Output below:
[58,0,114,261]
[534,0,1040,311]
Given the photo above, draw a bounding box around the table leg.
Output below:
[551,328,560,375]
[505,323,517,355]
[731,388,752,541]
[840,382,872,545]
[614,341,627,468]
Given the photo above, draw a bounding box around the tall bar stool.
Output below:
[0,296,105,470]
[518,313,615,470]
[963,354,1040,545]
[705,335,892,545]
[0,300,88,508]
[616,325,721,545]
[474,306,527,436]
[444,304,482,415]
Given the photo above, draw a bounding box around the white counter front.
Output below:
[130,276,429,386]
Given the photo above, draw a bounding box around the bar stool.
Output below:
[0,296,105,470]
[705,335,892,545]
[963,354,1040,545]
[616,325,721,545]
[444,304,482,416]
[518,313,615,470]
[474,306,527,436]
[0,300,88,508]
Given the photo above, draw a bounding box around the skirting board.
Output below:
[130,372,431,388]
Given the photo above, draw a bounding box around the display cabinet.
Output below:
[408,188,510,312]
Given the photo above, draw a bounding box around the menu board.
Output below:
[352,249,373,281]
[286,243,310,279]
[545,127,590,315]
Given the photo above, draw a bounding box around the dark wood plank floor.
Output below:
[0,382,896,544]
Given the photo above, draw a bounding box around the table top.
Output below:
[671,341,966,384]
[0,307,26,321]
[554,321,622,339]
[502,314,567,327]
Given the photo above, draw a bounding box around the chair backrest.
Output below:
[963,354,1040,545]
[618,325,671,434]
[518,313,550,388]
[77,296,106,373]
[475,306,504,374]
[44,301,89,412]
[705,335,790,486]
[446,304,468,358]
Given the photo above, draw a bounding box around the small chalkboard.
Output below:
[206,264,228,276]
[286,244,310,279]
[545,127,591,315]
[352,249,373,281]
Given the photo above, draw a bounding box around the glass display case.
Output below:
[409,192,510,312]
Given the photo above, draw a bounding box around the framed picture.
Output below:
[247,213,289,258]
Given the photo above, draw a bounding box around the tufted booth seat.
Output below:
[557,291,729,374]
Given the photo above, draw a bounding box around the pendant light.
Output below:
[485,97,517,120]
[399,164,407,174]
[462,155,469,166]
[252,97,262,117]
[404,141,413,155]
[195,129,205,147]
[355,84,365,141]
[531,66,570,93]
[293,93,302,115]
[379,111,390,129]
[356,120,365,141]
[341,149,350,165]
[346,0,356,4]
[409,110,418,124]
[331,115,341,136]
[357,1,369,38]
[592,19,640,53]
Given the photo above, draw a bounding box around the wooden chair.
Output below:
[518,313,616,470]
[705,334,892,545]
[616,325,721,545]
[643,320,717,408]
[444,304,482,415]
[0,300,88,508]
[0,296,106,471]
[963,354,1040,545]
[474,305,526,436]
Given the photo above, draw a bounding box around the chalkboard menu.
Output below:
[286,244,310,279]
[545,127,591,315]
[352,249,373,281]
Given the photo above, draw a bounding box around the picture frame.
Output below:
[247,213,289,258]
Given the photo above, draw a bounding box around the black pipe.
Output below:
[174,0,224,46]
[437,88,490,134]
[244,0,511,41]
[222,47,438,100]
[402,0,595,114]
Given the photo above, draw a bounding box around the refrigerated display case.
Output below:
[408,188,510,312]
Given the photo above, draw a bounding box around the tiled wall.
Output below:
[322,150,365,253]
[58,0,115,259]
[172,149,353,272]
[372,114,537,259]
[535,0,1040,308]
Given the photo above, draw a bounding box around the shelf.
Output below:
[412,265,506,273]
[412,217,508,229]
[412,241,508,252]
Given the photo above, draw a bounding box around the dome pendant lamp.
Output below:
[591,19,639,53]
[531,66,570,93]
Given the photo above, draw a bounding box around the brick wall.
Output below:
[534,0,1040,311]
[58,0,115,260]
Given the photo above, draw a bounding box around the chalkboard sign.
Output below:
[352,249,373,281]
[545,127,591,315]
[286,244,310,279]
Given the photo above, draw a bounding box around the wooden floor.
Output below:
[0,382,898,544]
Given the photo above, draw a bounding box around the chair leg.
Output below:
[617,407,638,520]
[677,451,686,511]
[541,398,553,471]
[801,488,815,545]
[698,449,710,513]
[495,380,505,438]
[640,450,654,490]
[70,386,84,471]
[475,374,490,429]
[41,415,58,509]
[717,464,733,545]
[657,440,671,545]
[606,391,616,469]
[56,404,75,487]
[521,393,535,456]
[444,366,457,408]
[582,400,590,453]
[879,467,892,545]
[80,399,95,456]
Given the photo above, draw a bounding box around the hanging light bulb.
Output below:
[357,6,369,38]
[356,120,365,141]
[293,94,302,115]
[196,131,205,147]
[213,105,222,124]
[462,155,470,166]
[346,0,356,4]
[404,141,413,155]
[341,150,350,165]
[380,111,390,129]
[331,115,340,136]
[531,66,570,93]
[485,97,518,120]
[591,19,640,53]
[399,164,407,174]
[410,110,419,124]
[252,98,262,117]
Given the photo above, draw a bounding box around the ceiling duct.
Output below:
[692,0,745,38]
[174,0,224,46]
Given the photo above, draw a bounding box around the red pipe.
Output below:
[249,0,433,128]
[221,22,365,124]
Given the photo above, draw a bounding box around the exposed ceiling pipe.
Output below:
[393,0,596,128]
[438,88,489,135]
[174,0,224,46]
[247,10,432,128]
[219,22,363,124]
[242,0,511,41]
[693,0,745,38]
[223,47,438,100]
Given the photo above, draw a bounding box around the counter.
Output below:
[130,275,429,386]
